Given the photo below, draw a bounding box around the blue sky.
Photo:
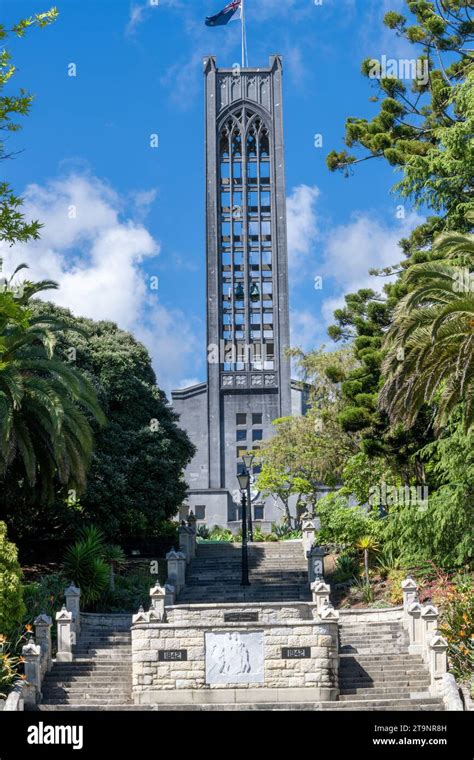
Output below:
[1,0,422,394]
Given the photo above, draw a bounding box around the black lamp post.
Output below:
[242,453,254,542]
[237,471,251,586]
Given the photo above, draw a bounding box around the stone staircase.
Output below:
[334,618,444,711]
[177,541,311,604]
[38,615,133,710]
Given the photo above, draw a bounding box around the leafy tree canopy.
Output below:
[3,302,195,543]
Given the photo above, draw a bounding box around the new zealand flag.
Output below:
[206,0,242,27]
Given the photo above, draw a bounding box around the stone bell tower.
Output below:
[172,56,297,528]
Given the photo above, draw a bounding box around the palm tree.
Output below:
[0,266,105,500]
[379,226,474,432]
[356,535,380,585]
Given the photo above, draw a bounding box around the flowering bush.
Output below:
[0,626,31,698]
[438,576,474,683]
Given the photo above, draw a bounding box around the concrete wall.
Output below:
[172,384,209,491]
[172,382,308,528]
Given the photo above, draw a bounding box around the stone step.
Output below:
[340,653,423,662]
[37,701,443,712]
[340,676,430,687]
[339,648,409,655]
[340,664,427,674]
[73,651,131,656]
[42,686,131,695]
[76,636,131,641]
[340,622,404,629]
[322,699,443,711]
[49,670,132,677]
[43,680,132,688]
[339,689,432,700]
[40,698,134,706]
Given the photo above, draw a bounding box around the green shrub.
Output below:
[355,579,375,604]
[0,522,26,636]
[63,526,109,607]
[23,573,66,625]
[282,529,303,541]
[333,553,360,583]
[197,525,210,540]
[376,548,403,578]
[96,567,154,613]
[387,569,406,605]
[209,525,234,542]
[316,493,382,546]
[252,526,267,542]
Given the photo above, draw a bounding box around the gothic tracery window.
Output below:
[219,110,274,373]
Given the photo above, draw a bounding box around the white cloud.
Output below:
[125,0,182,36]
[290,308,324,352]
[126,3,148,36]
[286,184,320,276]
[319,209,423,329]
[285,189,423,352]
[0,173,201,395]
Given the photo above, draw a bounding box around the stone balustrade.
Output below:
[401,577,452,701]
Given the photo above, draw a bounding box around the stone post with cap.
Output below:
[22,639,41,706]
[421,604,439,664]
[56,606,74,662]
[401,577,418,630]
[34,614,53,676]
[149,583,167,621]
[64,582,81,638]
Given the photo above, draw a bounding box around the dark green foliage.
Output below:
[0,521,25,635]
[22,572,65,625]
[0,273,106,503]
[3,302,195,543]
[63,526,109,607]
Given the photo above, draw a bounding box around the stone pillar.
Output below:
[407,601,423,654]
[34,614,52,676]
[187,512,197,558]
[421,605,439,664]
[65,583,81,637]
[302,515,316,556]
[178,523,191,562]
[164,583,176,607]
[311,580,331,612]
[307,545,325,584]
[22,639,41,706]
[166,549,182,592]
[401,577,418,630]
[429,634,448,692]
[149,583,166,621]
[56,606,74,662]
[176,551,186,590]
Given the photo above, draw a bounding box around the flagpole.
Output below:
[241,0,245,68]
[240,0,248,68]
